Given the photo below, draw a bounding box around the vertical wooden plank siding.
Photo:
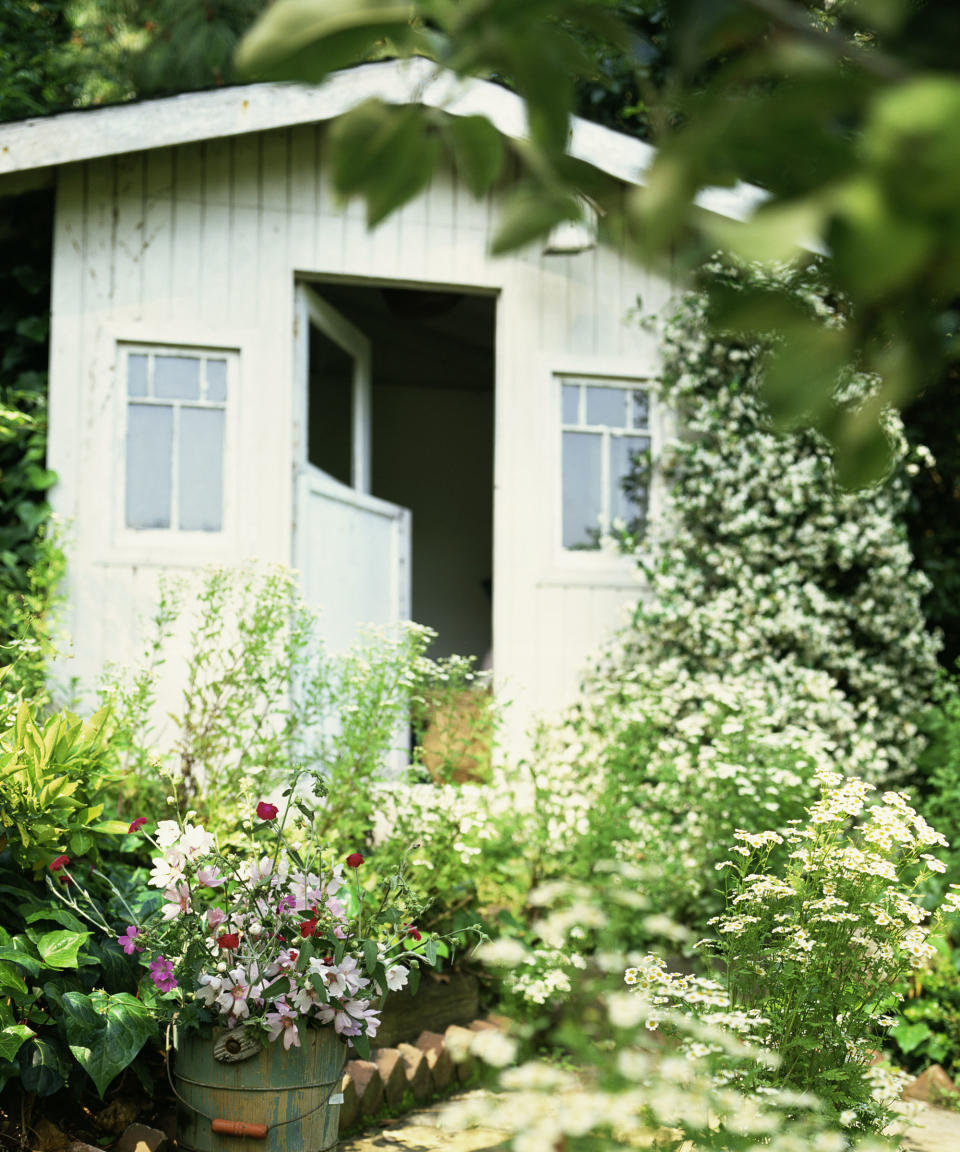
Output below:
[49,120,663,742]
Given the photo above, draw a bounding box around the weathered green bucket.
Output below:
[173,1025,347,1152]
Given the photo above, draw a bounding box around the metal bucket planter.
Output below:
[173,1025,347,1152]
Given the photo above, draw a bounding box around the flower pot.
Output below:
[174,1025,347,1152]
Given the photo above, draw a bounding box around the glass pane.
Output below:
[127,353,149,397]
[206,359,228,403]
[631,388,650,429]
[610,434,650,530]
[126,404,172,529]
[562,430,602,549]
[154,355,200,400]
[561,384,580,425]
[586,385,627,428]
[179,407,224,531]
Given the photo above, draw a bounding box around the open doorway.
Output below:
[302,279,496,668]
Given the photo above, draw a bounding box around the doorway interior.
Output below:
[304,279,496,667]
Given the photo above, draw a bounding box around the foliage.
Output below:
[451,863,900,1151]
[409,654,496,784]
[0,190,65,699]
[889,936,960,1080]
[0,0,82,121]
[99,563,433,835]
[233,0,960,484]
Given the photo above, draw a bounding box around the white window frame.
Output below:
[112,338,241,559]
[543,357,665,587]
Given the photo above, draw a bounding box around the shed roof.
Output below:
[0,57,764,222]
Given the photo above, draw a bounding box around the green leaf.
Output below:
[423,938,438,966]
[891,1019,933,1054]
[0,939,41,977]
[308,973,330,1003]
[35,930,89,971]
[17,1035,69,1097]
[491,186,581,255]
[61,991,155,1098]
[261,976,291,1000]
[407,959,420,997]
[0,1024,34,1063]
[444,115,504,198]
[235,0,418,84]
[25,906,88,934]
[0,961,27,997]
[350,1030,370,1060]
[362,939,379,977]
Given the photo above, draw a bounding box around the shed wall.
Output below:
[48,125,670,751]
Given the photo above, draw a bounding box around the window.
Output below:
[123,346,232,532]
[560,377,652,550]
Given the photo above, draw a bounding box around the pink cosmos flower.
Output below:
[265,1002,301,1050]
[117,925,141,955]
[148,956,177,992]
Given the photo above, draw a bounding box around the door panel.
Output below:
[293,283,412,651]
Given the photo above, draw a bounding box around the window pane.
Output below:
[154,355,200,400]
[178,407,224,531]
[127,353,149,397]
[610,434,650,530]
[562,430,602,549]
[561,384,580,425]
[586,385,626,428]
[126,404,172,529]
[206,358,228,403]
[631,388,650,429]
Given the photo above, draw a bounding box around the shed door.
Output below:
[293,284,412,652]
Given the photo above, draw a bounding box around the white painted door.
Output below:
[294,284,412,653]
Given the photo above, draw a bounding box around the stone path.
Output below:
[339,1092,960,1152]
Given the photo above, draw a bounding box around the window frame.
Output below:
[544,359,663,586]
[112,338,241,559]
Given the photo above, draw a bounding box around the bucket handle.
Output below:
[165,1025,343,1138]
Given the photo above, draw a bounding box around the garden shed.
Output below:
[0,59,758,753]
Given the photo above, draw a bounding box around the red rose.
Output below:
[407,926,422,942]
[128,817,148,833]
[256,801,279,821]
[345,852,364,868]
[49,855,70,872]
[217,933,240,950]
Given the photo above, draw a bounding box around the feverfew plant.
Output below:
[647,768,960,1130]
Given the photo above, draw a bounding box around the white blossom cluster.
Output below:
[623,259,940,782]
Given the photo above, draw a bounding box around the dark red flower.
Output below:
[128,817,148,833]
[256,801,279,821]
[407,926,422,942]
[299,917,318,938]
[345,852,364,868]
[49,855,70,872]
[217,933,240,950]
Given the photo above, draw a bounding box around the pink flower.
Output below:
[128,817,148,833]
[345,852,364,868]
[256,801,279,821]
[160,882,191,921]
[266,1002,301,1050]
[148,956,177,992]
[117,926,141,955]
[49,855,70,872]
[206,908,227,931]
[196,866,225,888]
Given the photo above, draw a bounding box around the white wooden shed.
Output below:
[0,59,759,754]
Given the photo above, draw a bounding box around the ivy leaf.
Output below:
[17,1035,69,1097]
[61,991,155,1098]
[35,930,89,970]
[0,1024,34,1063]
